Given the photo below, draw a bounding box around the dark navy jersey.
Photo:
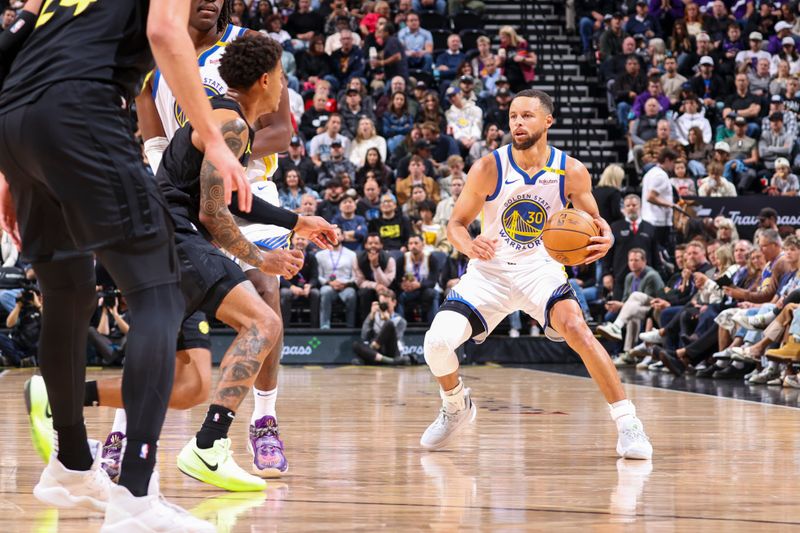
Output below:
[158,96,254,241]
[0,0,152,110]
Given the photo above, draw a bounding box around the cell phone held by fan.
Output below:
[716,275,733,287]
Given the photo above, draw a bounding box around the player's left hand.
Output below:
[0,173,20,250]
[583,217,612,264]
[294,216,338,250]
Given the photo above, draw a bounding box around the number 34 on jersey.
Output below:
[37,0,98,28]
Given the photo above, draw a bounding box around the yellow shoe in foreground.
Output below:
[190,492,267,533]
[177,437,267,492]
[25,375,54,463]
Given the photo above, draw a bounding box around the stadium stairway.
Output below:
[482,0,626,177]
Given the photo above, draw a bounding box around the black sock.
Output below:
[84,381,99,407]
[55,422,93,471]
[195,404,235,449]
[118,439,157,497]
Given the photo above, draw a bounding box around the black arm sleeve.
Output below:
[229,192,299,230]
[0,11,37,77]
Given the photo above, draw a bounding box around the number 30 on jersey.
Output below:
[37,0,98,28]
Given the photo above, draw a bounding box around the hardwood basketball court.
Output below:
[1,365,798,531]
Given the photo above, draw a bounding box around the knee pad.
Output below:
[423,311,471,377]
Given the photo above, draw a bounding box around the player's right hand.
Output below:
[205,138,252,213]
[469,236,498,260]
[260,249,304,278]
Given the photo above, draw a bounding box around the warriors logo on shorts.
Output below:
[500,195,551,249]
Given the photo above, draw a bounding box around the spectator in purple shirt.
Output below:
[768,21,799,55]
[632,77,671,118]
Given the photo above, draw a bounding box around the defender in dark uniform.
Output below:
[0,1,254,530]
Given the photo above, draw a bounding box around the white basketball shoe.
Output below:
[420,386,477,450]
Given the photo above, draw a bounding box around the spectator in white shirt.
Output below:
[641,147,678,250]
[444,85,482,151]
[309,113,350,166]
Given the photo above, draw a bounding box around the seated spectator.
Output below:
[394,0,412,26]
[230,0,249,27]
[783,76,800,123]
[310,114,350,168]
[357,177,384,221]
[328,29,366,90]
[698,161,738,197]
[376,76,419,120]
[360,1,391,36]
[420,121,460,169]
[438,154,465,198]
[479,55,502,98]
[613,55,647,126]
[640,119,684,170]
[456,73,481,105]
[316,179,346,221]
[413,0,446,16]
[296,35,333,90]
[382,91,415,153]
[762,94,797,141]
[771,36,800,75]
[347,117,387,168]
[715,110,736,142]
[325,14,363,55]
[439,250,470,297]
[299,92,332,141]
[597,248,666,354]
[368,193,412,251]
[417,201,451,254]
[670,158,697,197]
[276,136,318,190]
[723,115,758,168]
[683,126,713,178]
[485,88,512,134]
[766,157,800,196]
[674,96,712,145]
[468,123,503,165]
[736,31,771,71]
[402,184,428,220]
[248,0,272,31]
[770,60,791,96]
[759,112,793,171]
[598,12,627,63]
[340,92,376,139]
[629,97,662,152]
[632,77,670,118]
[317,227,358,328]
[434,34,466,84]
[279,169,319,212]
[397,12,433,72]
[354,233,398,322]
[318,140,357,187]
[416,91,447,133]
[332,192,368,251]
[661,55,687,107]
[280,235,321,328]
[398,234,440,322]
[471,35,495,78]
[396,155,441,205]
[355,148,392,189]
[352,289,408,365]
[286,0,324,50]
[626,1,660,39]
[723,73,761,132]
[298,193,319,219]
[445,86,482,152]
[690,55,726,111]
[713,216,739,244]
[704,1,733,42]
[394,138,437,179]
[748,57,772,97]
[434,175,463,226]
[265,14,293,51]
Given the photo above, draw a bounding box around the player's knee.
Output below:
[424,330,460,377]
[561,314,593,344]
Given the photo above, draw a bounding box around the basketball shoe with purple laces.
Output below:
[100,432,125,482]
[248,416,288,478]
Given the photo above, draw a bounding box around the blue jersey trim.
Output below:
[151,69,161,100]
[486,149,503,201]
[198,25,234,66]
[559,150,567,205]
[445,292,488,333]
[507,144,555,185]
[237,26,247,37]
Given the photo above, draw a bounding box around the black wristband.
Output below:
[229,192,299,230]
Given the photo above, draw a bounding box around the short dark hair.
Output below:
[418,200,436,213]
[628,248,647,261]
[377,288,396,301]
[511,89,554,115]
[408,234,423,243]
[327,178,344,189]
[366,232,382,241]
[658,148,680,164]
[219,33,283,90]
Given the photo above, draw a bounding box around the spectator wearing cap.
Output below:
[397,12,433,72]
[631,76,670,118]
[276,136,319,190]
[724,114,758,167]
[396,155,441,206]
[612,55,647,125]
[318,140,357,187]
[445,86,482,152]
[758,111,793,171]
[754,207,779,243]
[457,74,480,104]
[395,138,437,179]
[698,161,738,197]
[660,55,687,107]
[485,87,512,133]
[310,113,350,167]
[768,157,800,196]
[715,110,737,142]
[299,93,332,141]
[690,56,727,112]
[736,31,772,70]
[368,193,412,251]
[762,94,798,140]
[640,119,684,170]
[332,192,368,252]
[328,30,366,89]
[674,96,712,147]
[347,117,387,168]
[434,34,466,83]
[625,1,660,39]
[723,73,761,132]
[340,91,376,138]
[748,57,772,97]
[598,12,627,62]
[768,20,799,55]
[680,32,714,78]
[771,36,800,75]
[712,140,745,184]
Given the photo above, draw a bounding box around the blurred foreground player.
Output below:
[0,1,256,531]
[419,90,652,460]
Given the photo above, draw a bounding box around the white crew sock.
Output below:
[252,387,278,424]
[111,408,127,435]
[609,399,636,429]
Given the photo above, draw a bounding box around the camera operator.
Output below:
[0,282,41,367]
[88,288,129,366]
[352,288,409,365]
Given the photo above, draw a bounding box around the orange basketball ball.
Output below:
[541,208,599,266]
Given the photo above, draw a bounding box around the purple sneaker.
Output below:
[100,431,125,482]
[248,416,288,478]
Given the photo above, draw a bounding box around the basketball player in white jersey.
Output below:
[139,0,293,485]
[419,89,652,460]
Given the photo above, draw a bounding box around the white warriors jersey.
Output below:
[150,24,287,249]
[483,143,568,263]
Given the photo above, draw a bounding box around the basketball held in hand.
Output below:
[541,208,599,266]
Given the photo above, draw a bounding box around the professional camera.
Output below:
[378,301,389,312]
[99,288,122,309]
